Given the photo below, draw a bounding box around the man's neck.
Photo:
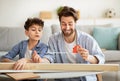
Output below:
[64,31,76,43]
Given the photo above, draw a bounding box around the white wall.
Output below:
[0,0,120,27]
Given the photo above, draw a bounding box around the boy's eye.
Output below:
[39,30,41,32]
[31,29,35,31]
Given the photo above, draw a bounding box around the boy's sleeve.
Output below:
[2,43,21,60]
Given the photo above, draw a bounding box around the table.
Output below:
[0,63,119,80]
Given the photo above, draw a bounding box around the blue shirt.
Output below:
[2,40,48,81]
[48,30,105,81]
[2,40,48,60]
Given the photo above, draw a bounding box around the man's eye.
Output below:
[69,23,73,26]
[62,24,66,26]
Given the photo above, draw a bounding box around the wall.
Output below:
[0,0,120,27]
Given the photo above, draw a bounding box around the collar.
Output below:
[25,39,42,50]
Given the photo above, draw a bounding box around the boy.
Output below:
[1,18,48,81]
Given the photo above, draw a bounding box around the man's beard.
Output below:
[62,29,74,37]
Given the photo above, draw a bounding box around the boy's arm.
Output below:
[1,57,33,63]
[1,58,14,62]
[1,42,22,62]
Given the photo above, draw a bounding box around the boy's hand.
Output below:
[32,50,42,63]
[13,58,27,70]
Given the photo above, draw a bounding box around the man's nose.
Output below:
[66,24,70,30]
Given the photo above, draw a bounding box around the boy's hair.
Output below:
[58,6,79,22]
[24,18,44,30]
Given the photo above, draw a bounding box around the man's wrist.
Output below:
[86,55,99,64]
[86,55,93,61]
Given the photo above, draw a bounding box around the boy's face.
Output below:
[25,24,43,41]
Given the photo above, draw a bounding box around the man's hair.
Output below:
[24,18,44,30]
[58,6,79,22]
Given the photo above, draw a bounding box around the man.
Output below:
[48,6,105,81]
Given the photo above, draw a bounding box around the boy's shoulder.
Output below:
[18,40,28,44]
[15,40,28,47]
[37,41,48,48]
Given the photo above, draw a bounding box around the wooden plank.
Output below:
[0,72,103,79]
[6,72,40,81]
[0,63,119,72]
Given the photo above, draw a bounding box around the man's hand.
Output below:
[32,50,42,63]
[77,46,89,61]
[13,58,27,70]
[73,45,98,64]
[73,45,89,60]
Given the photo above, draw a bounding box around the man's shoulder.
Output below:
[77,30,94,40]
[48,32,63,44]
[50,32,62,39]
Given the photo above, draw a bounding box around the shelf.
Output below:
[44,18,120,27]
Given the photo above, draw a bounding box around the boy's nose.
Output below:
[36,30,39,33]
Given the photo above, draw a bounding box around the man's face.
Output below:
[60,16,76,37]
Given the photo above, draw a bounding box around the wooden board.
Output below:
[0,63,119,72]
[0,72,103,79]
[6,72,40,80]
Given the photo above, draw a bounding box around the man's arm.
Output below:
[41,58,50,63]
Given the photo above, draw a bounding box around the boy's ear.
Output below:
[25,30,29,36]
